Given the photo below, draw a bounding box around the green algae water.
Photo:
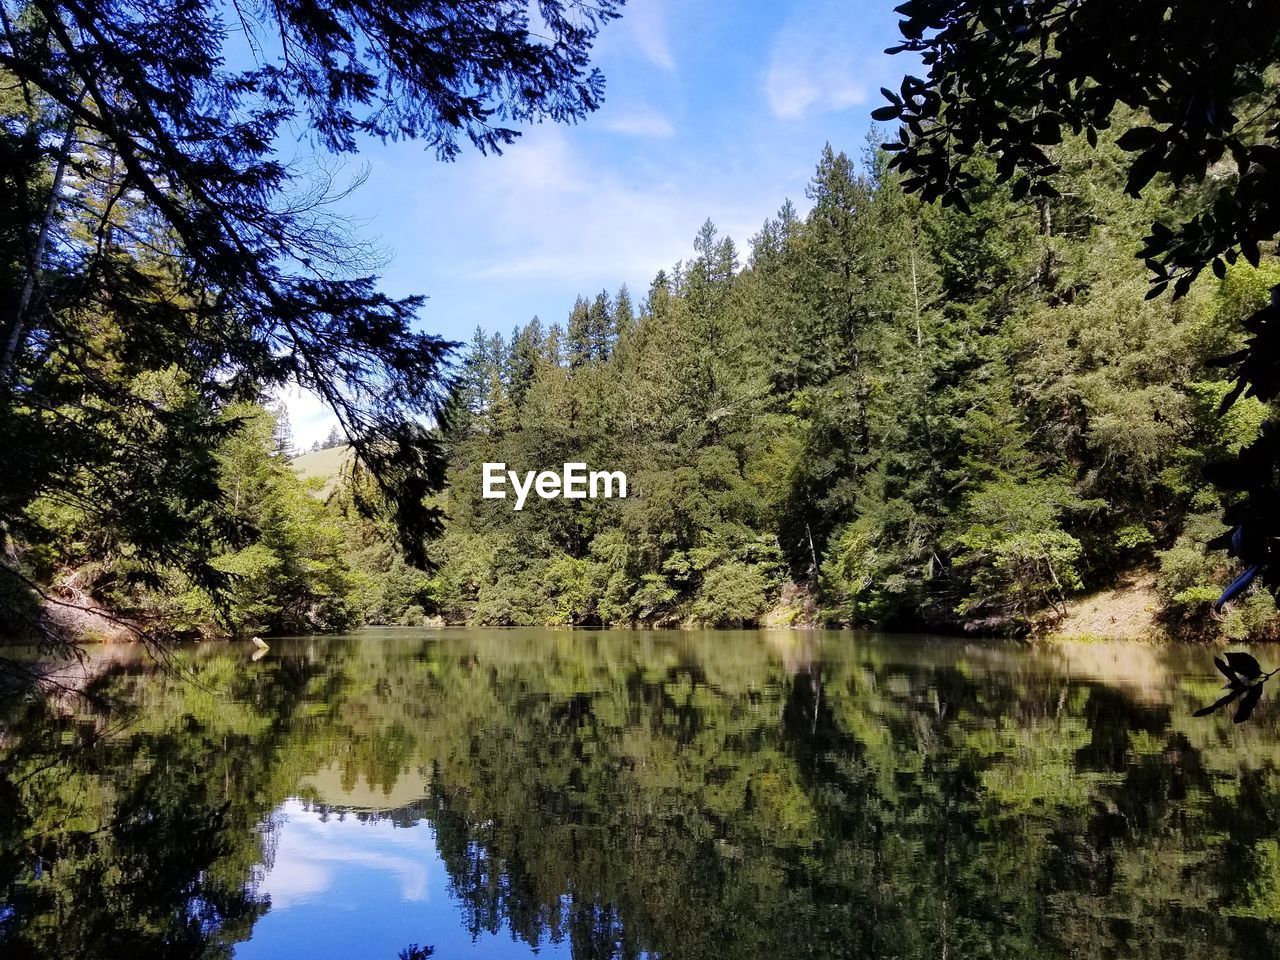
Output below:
[2,629,1279,959]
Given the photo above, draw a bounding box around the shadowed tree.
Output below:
[0,0,623,643]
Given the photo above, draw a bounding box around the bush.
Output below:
[399,605,426,626]
[691,561,776,627]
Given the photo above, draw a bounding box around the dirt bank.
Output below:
[1045,570,1162,642]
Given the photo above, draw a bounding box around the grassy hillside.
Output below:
[291,445,350,487]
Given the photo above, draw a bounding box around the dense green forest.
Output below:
[427,133,1276,638]
[5,131,1279,641]
[4,0,1280,646]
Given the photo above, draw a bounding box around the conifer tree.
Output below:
[565,296,592,370]
[587,290,614,361]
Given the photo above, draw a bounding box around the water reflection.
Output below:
[2,629,1280,959]
[238,801,545,960]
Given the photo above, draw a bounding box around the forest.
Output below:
[6,132,1280,641]
[423,134,1276,638]
[3,0,1280,646]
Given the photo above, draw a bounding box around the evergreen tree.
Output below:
[426,133,1275,637]
[268,401,295,458]
[321,425,344,451]
[565,296,592,370]
[508,318,545,410]
[877,0,1280,597]
[587,290,614,361]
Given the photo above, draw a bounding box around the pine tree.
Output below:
[268,402,295,458]
[508,318,545,410]
[565,296,592,370]
[587,290,614,362]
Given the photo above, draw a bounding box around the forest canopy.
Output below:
[426,134,1275,638]
[875,0,1280,601]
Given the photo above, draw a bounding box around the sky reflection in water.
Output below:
[240,801,564,960]
[2,629,1280,960]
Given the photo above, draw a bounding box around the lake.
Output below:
[1,628,1279,959]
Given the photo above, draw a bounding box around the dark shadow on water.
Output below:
[1193,651,1276,723]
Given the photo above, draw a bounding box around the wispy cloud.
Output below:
[598,0,675,71]
[442,128,766,289]
[763,1,885,120]
[603,104,676,138]
[329,0,902,341]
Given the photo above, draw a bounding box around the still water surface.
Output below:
[2,629,1280,959]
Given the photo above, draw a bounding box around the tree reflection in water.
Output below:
[1,631,1280,959]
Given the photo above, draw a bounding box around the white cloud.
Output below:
[765,56,868,120]
[592,0,673,72]
[603,104,675,138]
[278,384,338,452]
[260,801,436,910]
[440,128,765,288]
[763,2,883,120]
[619,0,675,71]
[261,856,334,910]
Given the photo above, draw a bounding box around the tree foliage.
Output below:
[876,0,1280,593]
[431,134,1275,636]
[0,0,621,644]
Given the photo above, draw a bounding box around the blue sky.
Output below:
[235,800,574,959]
[285,0,908,447]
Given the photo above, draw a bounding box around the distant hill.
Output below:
[291,444,351,489]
